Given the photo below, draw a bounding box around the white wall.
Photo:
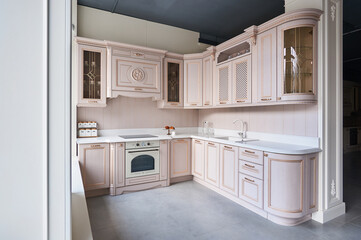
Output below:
[0,1,47,239]
[77,6,209,54]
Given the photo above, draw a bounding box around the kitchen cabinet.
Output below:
[170,138,191,178]
[215,62,232,105]
[77,43,107,107]
[264,152,318,224]
[257,28,277,103]
[220,144,239,196]
[160,140,169,181]
[277,19,317,101]
[79,143,110,190]
[184,59,203,107]
[232,55,252,104]
[192,139,205,180]
[202,56,213,106]
[205,141,220,187]
[110,143,125,195]
[163,58,183,107]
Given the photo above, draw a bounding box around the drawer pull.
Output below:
[224,146,233,149]
[244,163,255,168]
[244,150,255,154]
[244,177,255,183]
[261,98,271,101]
[90,144,101,148]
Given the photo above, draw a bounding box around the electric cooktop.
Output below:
[118,134,158,139]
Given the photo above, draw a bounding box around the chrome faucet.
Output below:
[233,119,247,139]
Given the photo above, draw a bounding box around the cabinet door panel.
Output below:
[264,153,306,218]
[77,44,107,107]
[192,139,205,179]
[307,154,318,212]
[220,145,239,196]
[114,143,125,188]
[232,55,252,104]
[239,173,263,208]
[79,143,110,190]
[164,58,183,107]
[184,59,202,106]
[216,62,232,105]
[205,142,220,187]
[257,28,277,103]
[203,56,213,106]
[170,139,191,178]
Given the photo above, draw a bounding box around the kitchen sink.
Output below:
[213,136,258,142]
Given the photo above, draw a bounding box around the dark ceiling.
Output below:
[343,0,361,82]
[78,0,284,44]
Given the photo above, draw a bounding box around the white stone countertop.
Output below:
[77,132,321,155]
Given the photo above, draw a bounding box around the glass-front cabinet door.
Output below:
[164,58,183,107]
[277,19,317,101]
[77,44,107,107]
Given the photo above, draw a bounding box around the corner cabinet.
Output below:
[170,138,191,178]
[277,19,318,101]
[77,44,107,107]
[78,143,110,191]
[163,58,183,107]
[184,59,203,107]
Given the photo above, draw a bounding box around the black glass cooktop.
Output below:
[118,134,158,139]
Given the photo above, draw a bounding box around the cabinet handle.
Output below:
[261,98,272,101]
[90,144,101,148]
[244,150,255,154]
[204,103,210,106]
[264,153,268,157]
[244,163,255,168]
[236,100,245,103]
[208,142,215,146]
[244,177,255,183]
[195,140,201,143]
[170,103,179,106]
[224,146,233,149]
[133,52,144,57]
[220,101,227,104]
[191,103,197,106]
[134,88,143,91]
[310,157,316,160]
[277,97,281,100]
[88,100,98,103]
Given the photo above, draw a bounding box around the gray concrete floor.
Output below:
[87,152,361,240]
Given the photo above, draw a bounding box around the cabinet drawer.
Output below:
[239,173,263,209]
[239,147,263,165]
[239,160,263,180]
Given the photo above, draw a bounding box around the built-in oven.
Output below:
[125,140,160,178]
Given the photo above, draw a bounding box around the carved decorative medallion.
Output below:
[331,179,336,197]
[131,68,145,81]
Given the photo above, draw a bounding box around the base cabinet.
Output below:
[192,139,205,179]
[160,140,169,181]
[205,141,220,187]
[239,173,263,209]
[220,144,239,196]
[79,143,110,191]
[264,152,318,222]
[170,139,191,178]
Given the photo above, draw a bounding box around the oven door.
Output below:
[126,147,160,178]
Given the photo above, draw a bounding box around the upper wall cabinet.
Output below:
[77,43,107,107]
[184,59,203,107]
[163,57,184,108]
[232,55,252,104]
[202,56,213,106]
[277,19,318,101]
[257,28,277,103]
[215,61,232,105]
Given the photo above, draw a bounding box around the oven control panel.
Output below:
[126,140,160,149]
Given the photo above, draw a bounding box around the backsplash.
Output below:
[198,104,318,137]
[77,96,199,129]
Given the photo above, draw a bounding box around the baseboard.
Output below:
[312,202,346,223]
[170,175,193,184]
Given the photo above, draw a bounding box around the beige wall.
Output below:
[198,104,318,137]
[78,97,199,129]
[77,6,209,54]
